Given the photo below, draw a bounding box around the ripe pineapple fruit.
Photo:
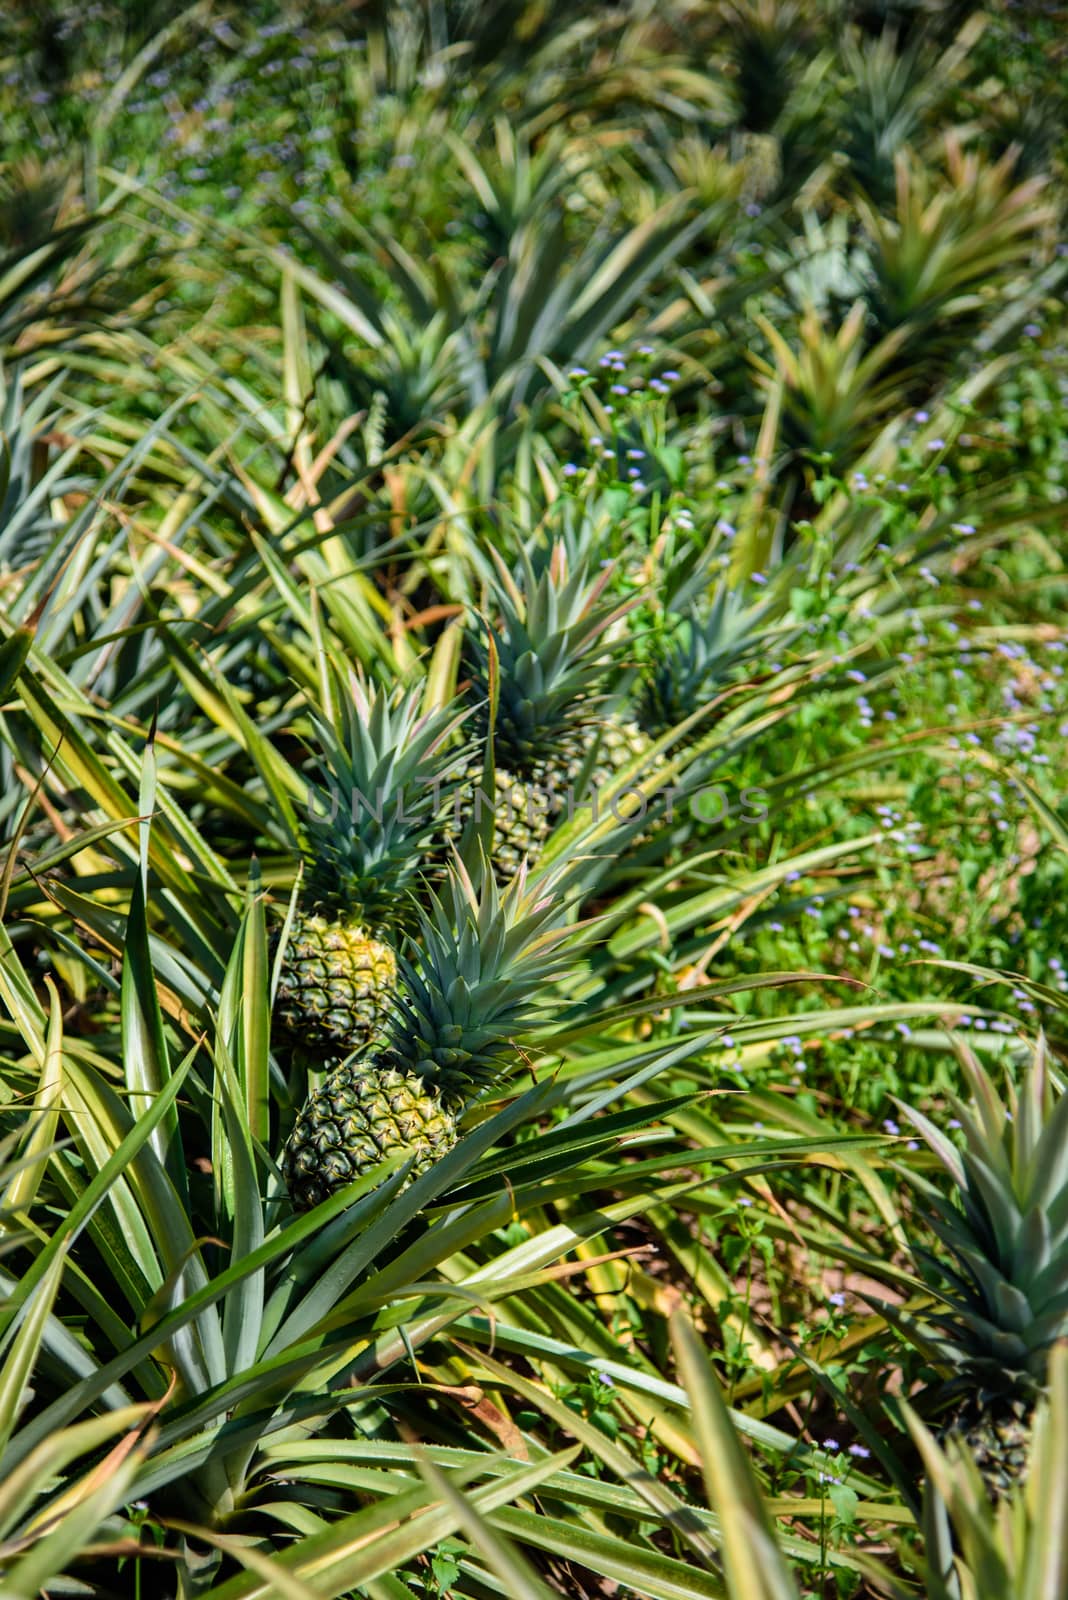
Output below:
[462,545,641,867]
[895,1035,1068,1497]
[275,677,466,1059]
[281,1064,456,1209]
[274,917,398,1057]
[282,859,568,1209]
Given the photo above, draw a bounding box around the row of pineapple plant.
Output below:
[265,541,710,1204]
[3,801,1066,1594]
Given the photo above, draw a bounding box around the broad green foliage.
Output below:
[0,1,1067,1596]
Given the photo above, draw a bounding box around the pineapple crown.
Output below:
[899,1036,1068,1399]
[639,585,788,734]
[381,855,571,1100]
[468,544,636,775]
[302,675,468,923]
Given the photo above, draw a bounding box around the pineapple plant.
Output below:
[461,545,642,870]
[638,582,794,735]
[282,858,568,1209]
[892,1036,1068,1496]
[275,676,466,1059]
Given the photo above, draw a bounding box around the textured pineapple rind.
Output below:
[447,716,654,873]
[282,1062,457,1210]
[937,1396,1032,1496]
[274,913,398,1055]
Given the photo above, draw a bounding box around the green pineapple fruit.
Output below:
[569,713,651,796]
[455,735,651,876]
[894,1035,1068,1497]
[484,767,556,875]
[282,859,568,1209]
[276,677,466,1059]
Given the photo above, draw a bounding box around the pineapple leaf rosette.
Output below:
[460,543,650,872]
[890,1036,1068,1495]
[638,583,795,735]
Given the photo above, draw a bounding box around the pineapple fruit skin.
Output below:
[489,767,555,873]
[274,913,398,1056]
[451,717,654,873]
[940,1396,1032,1497]
[282,1062,457,1210]
[578,715,651,791]
[280,864,567,1213]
